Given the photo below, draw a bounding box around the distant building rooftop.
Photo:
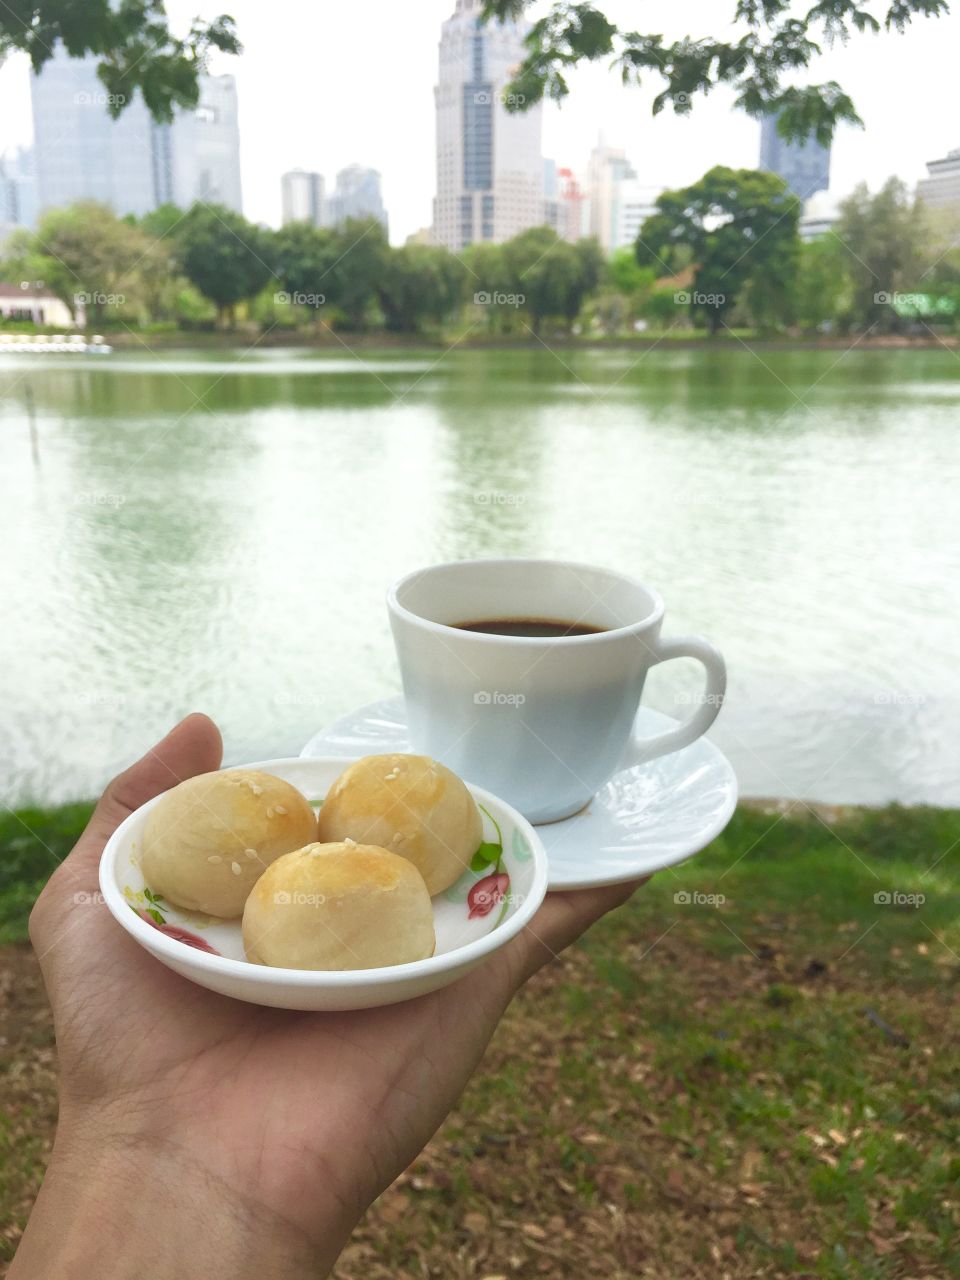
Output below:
[0,282,60,299]
[918,146,960,209]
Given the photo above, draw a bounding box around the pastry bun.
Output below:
[242,842,435,970]
[315,754,482,895]
[141,769,317,918]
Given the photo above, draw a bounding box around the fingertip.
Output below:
[94,712,224,832]
[41,713,226,913]
[172,711,223,761]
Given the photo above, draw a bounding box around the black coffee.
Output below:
[456,617,606,638]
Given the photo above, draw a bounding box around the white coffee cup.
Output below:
[388,558,726,824]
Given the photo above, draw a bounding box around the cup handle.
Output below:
[620,634,727,768]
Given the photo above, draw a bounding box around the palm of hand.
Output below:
[46,897,519,1244]
[30,714,637,1256]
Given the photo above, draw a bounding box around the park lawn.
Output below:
[1,801,958,1277]
[0,801,94,946]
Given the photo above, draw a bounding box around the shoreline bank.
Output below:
[3,329,958,354]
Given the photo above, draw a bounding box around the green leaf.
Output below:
[145,908,165,925]
[471,842,501,872]
[478,804,504,847]
[512,828,533,862]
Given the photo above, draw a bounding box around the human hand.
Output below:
[13,714,642,1279]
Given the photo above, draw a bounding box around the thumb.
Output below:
[58,713,223,892]
[29,714,223,1010]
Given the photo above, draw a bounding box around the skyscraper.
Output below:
[281,170,325,226]
[759,113,830,200]
[169,75,243,211]
[433,0,544,250]
[0,148,37,234]
[543,161,587,243]
[31,51,157,215]
[917,147,960,209]
[30,46,242,217]
[324,165,387,230]
[799,192,839,242]
[586,143,659,254]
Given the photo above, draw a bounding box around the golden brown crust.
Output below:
[246,842,409,904]
[242,841,435,970]
[141,770,318,918]
[316,754,482,895]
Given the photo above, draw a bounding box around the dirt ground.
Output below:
[2,898,956,1279]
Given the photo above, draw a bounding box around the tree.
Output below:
[2,201,154,324]
[919,205,960,329]
[129,204,193,324]
[483,1,947,145]
[568,238,604,324]
[0,2,240,121]
[377,245,467,333]
[503,228,567,334]
[604,246,656,326]
[793,236,853,333]
[273,222,343,325]
[177,203,275,328]
[636,167,801,334]
[607,246,655,299]
[138,203,189,241]
[461,243,516,332]
[501,227,600,334]
[324,218,390,331]
[832,179,929,331]
[588,289,630,336]
[0,228,61,305]
[744,255,799,334]
[642,287,684,330]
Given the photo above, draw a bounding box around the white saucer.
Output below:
[301,697,738,891]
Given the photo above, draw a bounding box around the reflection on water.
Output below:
[1,345,957,807]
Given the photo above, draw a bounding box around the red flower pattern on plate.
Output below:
[467,872,510,920]
[137,909,220,955]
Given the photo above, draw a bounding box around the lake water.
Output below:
[1,344,957,808]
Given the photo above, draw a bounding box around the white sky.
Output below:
[0,0,957,242]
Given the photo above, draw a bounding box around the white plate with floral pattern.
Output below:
[99,756,549,1011]
[301,698,738,890]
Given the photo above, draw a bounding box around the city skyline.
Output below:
[25,46,241,221]
[0,0,958,243]
[759,112,831,202]
[280,168,324,227]
[918,145,960,209]
[433,0,545,250]
[281,165,387,231]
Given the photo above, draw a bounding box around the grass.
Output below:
[1,801,958,1277]
[0,802,93,945]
